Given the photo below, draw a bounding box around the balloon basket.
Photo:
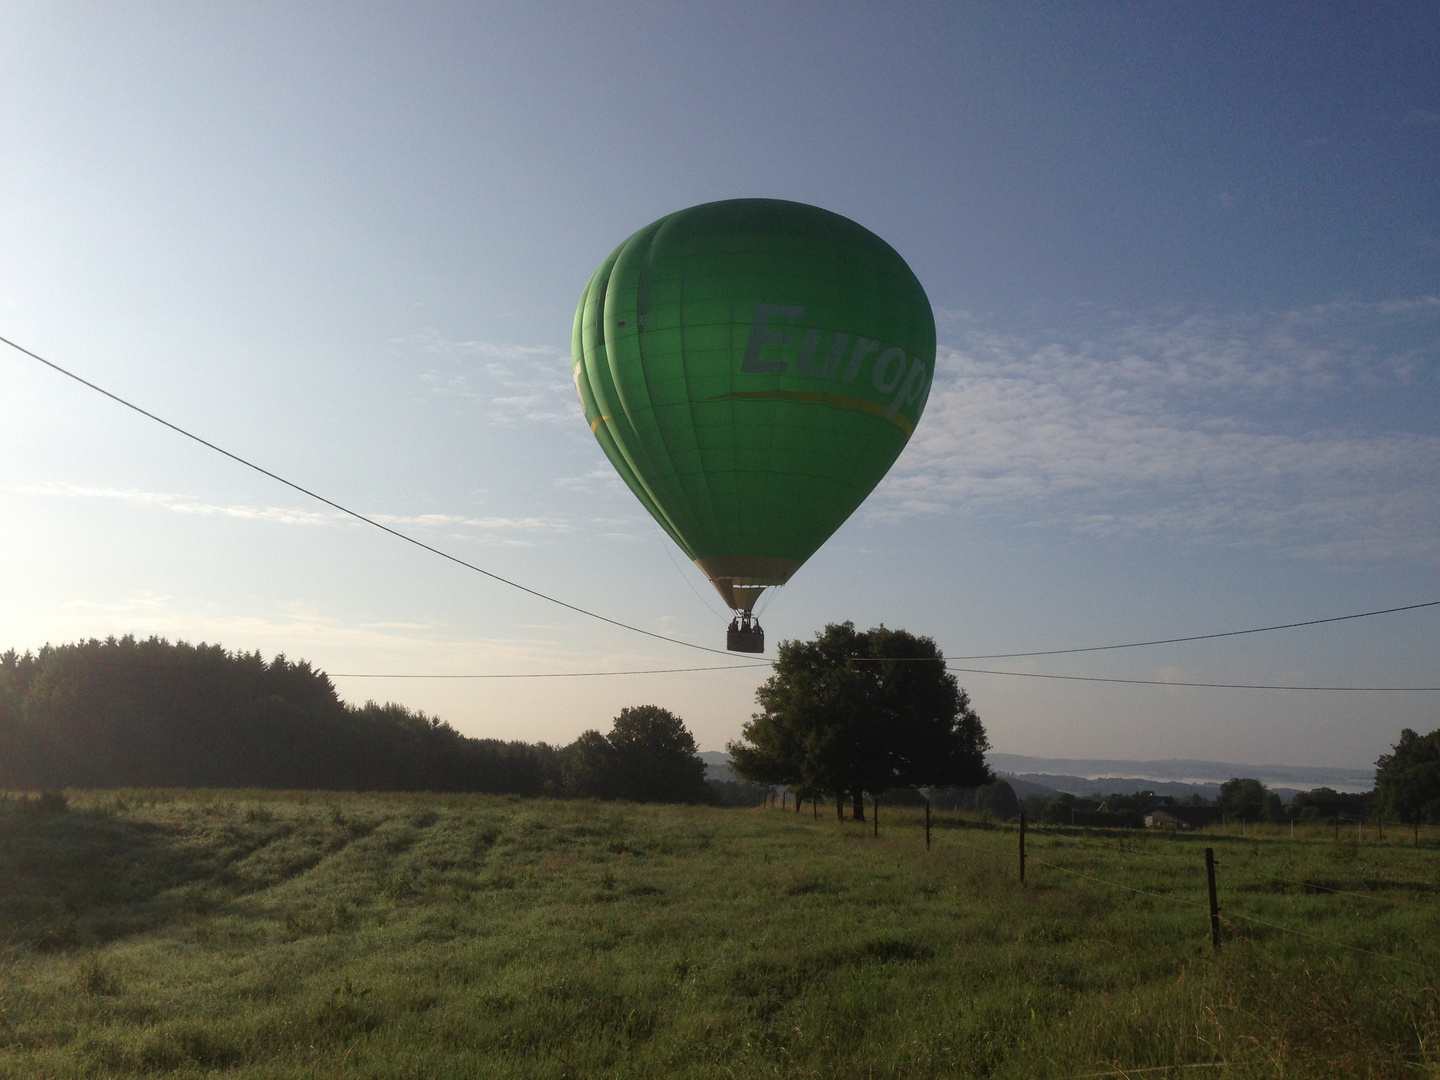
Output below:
[726,614,765,653]
[727,628,765,653]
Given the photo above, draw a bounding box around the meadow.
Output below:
[0,791,1436,1079]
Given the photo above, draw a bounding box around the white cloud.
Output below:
[407,331,579,426]
[15,483,340,526]
[44,595,667,684]
[883,298,1440,562]
[14,483,575,542]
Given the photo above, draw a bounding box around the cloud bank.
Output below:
[410,332,578,427]
[888,299,1439,563]
[15,484,574,544]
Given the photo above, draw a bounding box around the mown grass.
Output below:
[0,792,1436,1078]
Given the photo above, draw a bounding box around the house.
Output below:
[1145,806,1226,830]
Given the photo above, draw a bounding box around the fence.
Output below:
[758,795,1439,972]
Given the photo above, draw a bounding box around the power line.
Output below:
[323,660,1436,688]
[6,333,1435,683]
[329,663,770,679]
[948,600,1440,660]
[946,666,1440,691]
[0,333,742,658]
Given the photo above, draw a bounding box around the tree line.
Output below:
[922,772,1433,829]
[6,627,1432,822]
[0,637,717,801]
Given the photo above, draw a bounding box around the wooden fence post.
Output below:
[1019,811,1027,885]
[1205,847,1220,952]
[925,799,931,850]
[873,797,879,838]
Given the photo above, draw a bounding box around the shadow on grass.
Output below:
[0,796,312,950]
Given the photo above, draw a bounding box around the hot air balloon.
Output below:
[573,199,935,652]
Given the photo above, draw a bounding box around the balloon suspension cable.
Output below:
[753,585,780,619]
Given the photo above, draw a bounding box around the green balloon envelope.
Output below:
[573,198,935,612]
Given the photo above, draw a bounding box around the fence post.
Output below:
[925,799,931,850]
[873,798,879,838]
[1019,811,1027,885]
[1205,847,1220,952]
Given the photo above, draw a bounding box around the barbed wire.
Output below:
[893,816,1437,971]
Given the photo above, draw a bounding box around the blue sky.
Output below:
[2,3,1436,767]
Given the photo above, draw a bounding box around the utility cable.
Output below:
[949,601,1440,660]
[945,666,1439,691]
[7,332,1434,680]
[329,663,771,679]
[0,333,751,659]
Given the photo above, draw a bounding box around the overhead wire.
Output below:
[329,663,770,679]
[0,333,753,660]
[944,666,1440,692]
[948,600,1440,660]
[5,331,1435,685]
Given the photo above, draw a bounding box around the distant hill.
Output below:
[999,773,1226,801]
[702,750,1372,800]
[987,753,1373,793]
[699,751,741,783]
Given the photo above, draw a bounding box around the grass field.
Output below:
[1,791,1436,1079]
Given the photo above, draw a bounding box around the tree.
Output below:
[977,779,1021,821]
[0,635,567,793]
[1218,777,1283,823]
[564,706,711,803]
[1375,727,1440,824]
[728,622,990,821]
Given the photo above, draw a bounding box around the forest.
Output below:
[0,636,720,802]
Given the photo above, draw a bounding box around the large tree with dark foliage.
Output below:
[1375,727,1440,824]
[728,623,990,820]
[563,705,711,803]
[1218,777,1284,823]
[0,637,563,793]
